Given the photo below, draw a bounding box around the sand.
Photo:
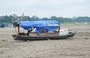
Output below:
[0,24,90,58]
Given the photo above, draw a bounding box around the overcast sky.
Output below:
[0,0,90,17]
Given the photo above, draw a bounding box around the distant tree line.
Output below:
[0,14,90,26]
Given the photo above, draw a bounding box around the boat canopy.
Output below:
[15,20,60,33]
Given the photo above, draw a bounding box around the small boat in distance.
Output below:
[12,20,75,40]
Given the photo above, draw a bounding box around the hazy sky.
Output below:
[0,0,90,17]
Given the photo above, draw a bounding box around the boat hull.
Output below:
[12,32,75,40]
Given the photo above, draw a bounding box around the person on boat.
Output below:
[27,29,32,35]
[27,26,36,35]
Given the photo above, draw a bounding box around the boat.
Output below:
[12,20,76,40]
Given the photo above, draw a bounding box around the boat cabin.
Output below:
[13,20,60,36]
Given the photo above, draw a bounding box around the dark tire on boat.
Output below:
[12,35,18,40]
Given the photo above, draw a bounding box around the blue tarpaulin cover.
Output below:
[18,20,60,33]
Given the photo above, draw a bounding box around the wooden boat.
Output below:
[12,20,76,40]
[12,31,75,40]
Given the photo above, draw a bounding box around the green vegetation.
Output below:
[0,14,90,27]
